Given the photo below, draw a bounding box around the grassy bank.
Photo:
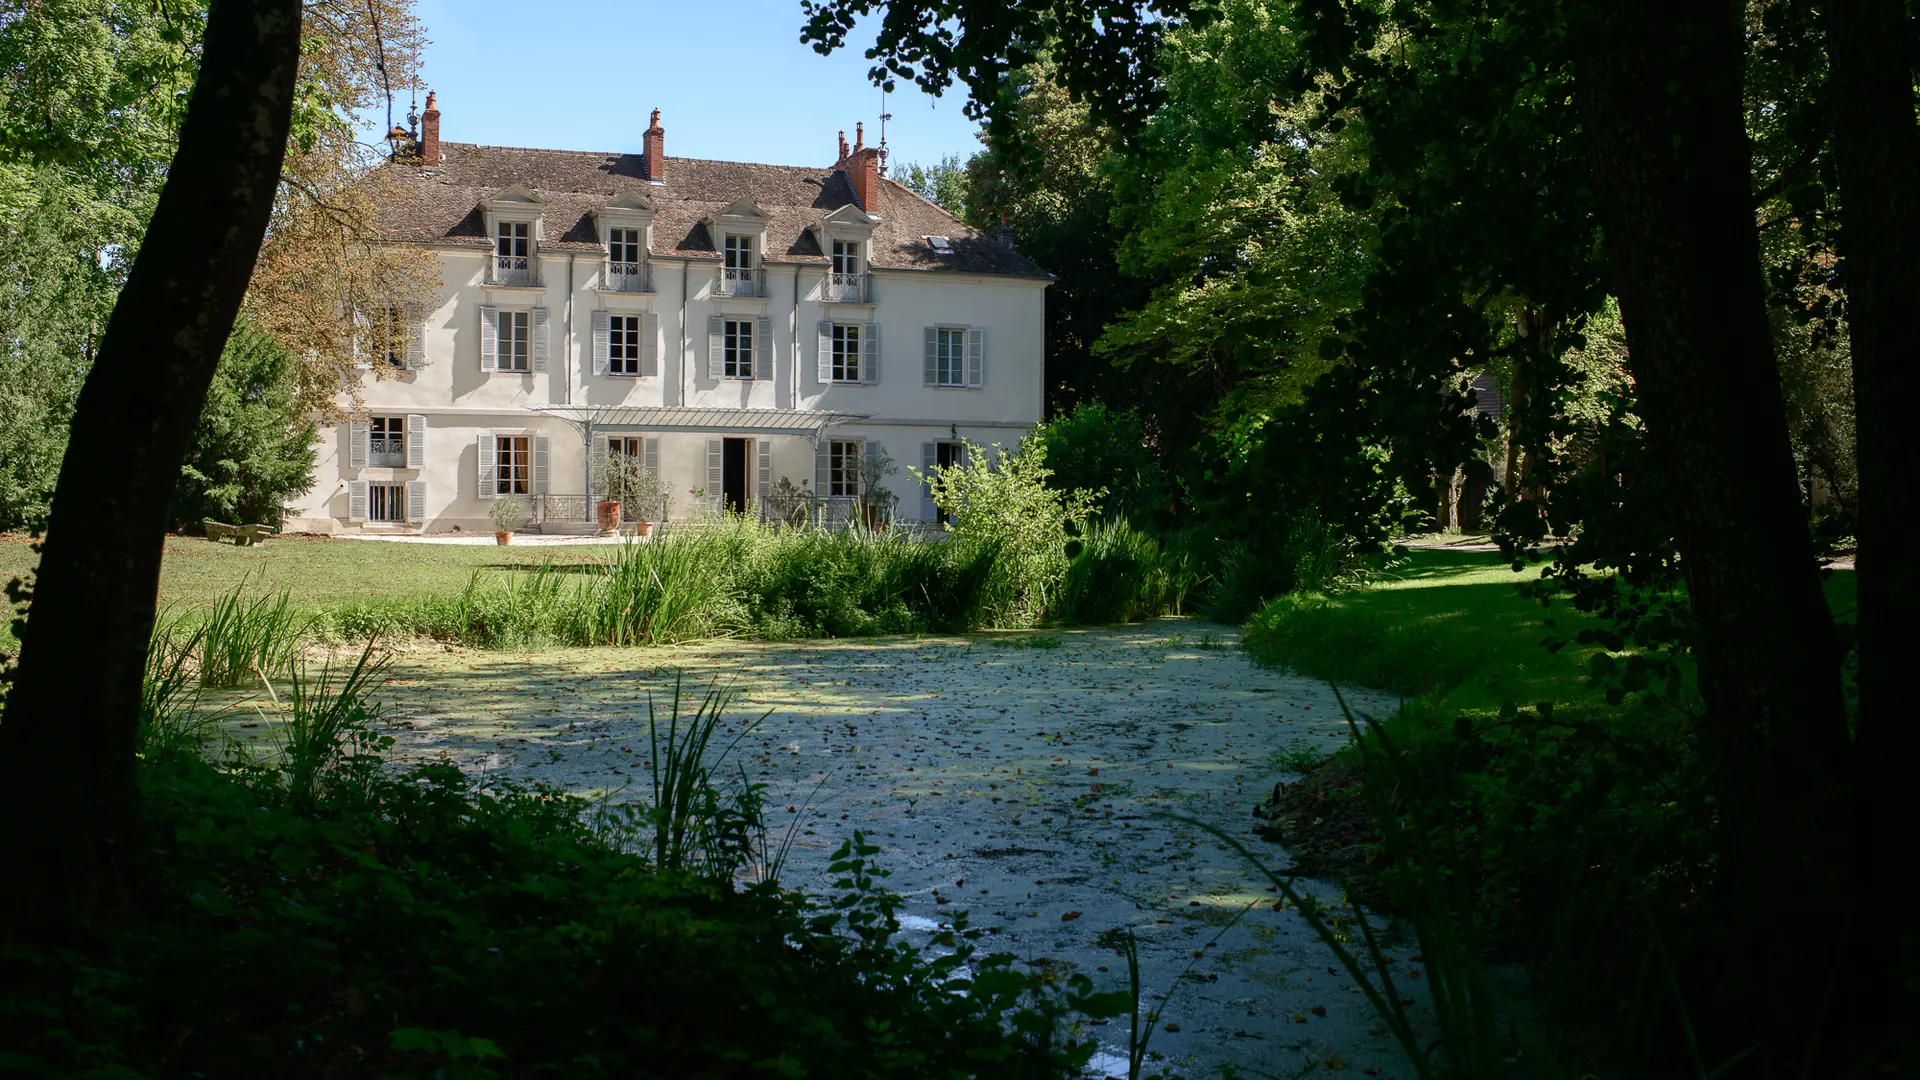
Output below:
[1238,548,1861,1073]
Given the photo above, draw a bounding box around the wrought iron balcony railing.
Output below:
[716,265,765,298]
[822,270,871,303]
[369,438,406,468]
[489,255,538,287]
[604,260,652,293]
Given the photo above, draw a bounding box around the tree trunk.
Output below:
[1568,0,1852,1067]
[0,0,304,934]
[1823,0,1920,1053]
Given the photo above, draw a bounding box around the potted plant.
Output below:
[857,445,901,531]
[489,493,523,545]
[627,468,671,538]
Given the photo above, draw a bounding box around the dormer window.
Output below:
[825,238,868,302]
[606,227,649,292]
[719,233,762,297]
[495,221,534,285]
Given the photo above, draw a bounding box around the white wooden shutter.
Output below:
[641,312,660,376]
[920,442,938,523]
[591,310,610,376]
[349,421,369,469]
[755,316,773,380]
[405,307,427,369]
[477,433,496,499]
[863,323,880,385]
[816,320,834,383]
[406,414,426,469]
[707,315,724,379]
[966,327,984,387]
[351,309,372,369]
[814,440,831,496]
[479,306,498,372]
[347,480,368,522]
[405,480,426,524]
[756,438,772,500]
[590,438,609,495]
[706,438,723,513]
[531,307,550,373]
[923,327,938,385]
[532,435,551,494]
[643,437,660,476]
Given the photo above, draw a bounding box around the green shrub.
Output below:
[1057,517,1201,624]
[1031,402,1171,522]
[1,723,1117,1078]
[924,439,1099,624]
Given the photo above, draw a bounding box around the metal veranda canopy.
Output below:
[529,404,868,441]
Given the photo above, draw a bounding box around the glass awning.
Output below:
[529,405,868,438]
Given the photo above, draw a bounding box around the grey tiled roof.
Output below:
[377,143,1048,278]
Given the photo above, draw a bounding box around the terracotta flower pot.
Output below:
[495,531,512,546]
[633,520,655,538]
[595,500,622,535]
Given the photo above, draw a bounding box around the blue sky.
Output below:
[372,0,984,172]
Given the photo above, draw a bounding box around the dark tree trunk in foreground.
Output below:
[1569,0,1852,1068]
[1824,0,1920,1053]
[0,0,304,932]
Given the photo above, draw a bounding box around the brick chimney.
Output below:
[643,109,665,182]
[419,91,441,164]
[836,122,881,210]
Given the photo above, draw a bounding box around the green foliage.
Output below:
[0,734,1108,1078]
[632,675,769,879]
[925,439,1099,624]
[1032,403,1171,522]
[893,153,974,220]
[194,582,309,689]
[172,320,317,528]
[1057,518,1199,624]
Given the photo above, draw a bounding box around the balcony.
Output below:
[716,265,765,298]
[487,255,539,287]
[822,270,871,303]
[369,437,406,469]
[604,260,653,293]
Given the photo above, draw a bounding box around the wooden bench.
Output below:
[203,520,277,546]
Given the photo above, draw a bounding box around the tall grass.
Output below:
[262,640,392,807]
[311,524,1008,648]
[196,582,308,687]
[139,611,208,752]
[1058,518,1200,624]
[637,674,768,879]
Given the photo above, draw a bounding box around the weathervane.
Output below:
[878,88,893,176]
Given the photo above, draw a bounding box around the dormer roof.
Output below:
[375,144,1047,277]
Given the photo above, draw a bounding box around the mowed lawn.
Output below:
[0,534,597,651]
[1243,547,1859,712]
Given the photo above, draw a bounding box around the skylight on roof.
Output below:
[924,235,953,254]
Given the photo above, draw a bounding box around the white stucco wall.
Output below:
[283,246,1047,534]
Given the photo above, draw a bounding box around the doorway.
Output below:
[722,437,749,514]
[934,441,967,525]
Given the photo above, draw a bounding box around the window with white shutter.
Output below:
[926,327,969,387]
[476,433,496,498]
[347,480,369,522]
[405,480,426,524]
[863,323,881,384]
[349,421,370,469]
[407,415,427,469]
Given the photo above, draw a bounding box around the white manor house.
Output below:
[285,95,1049,535]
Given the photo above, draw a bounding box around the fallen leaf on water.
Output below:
[1061,911,1082,922]
[1310,1005,1327,1017]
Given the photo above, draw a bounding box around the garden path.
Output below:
[368,620,1429,1078]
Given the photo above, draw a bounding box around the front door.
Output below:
[722,437,749,514]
